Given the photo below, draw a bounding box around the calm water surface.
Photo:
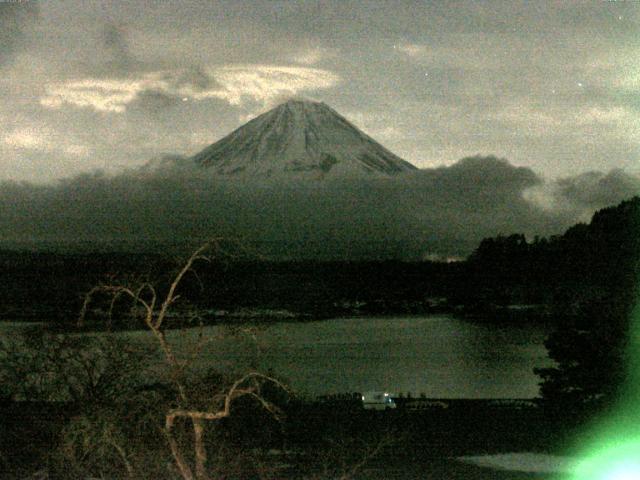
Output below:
[160,315,554,399]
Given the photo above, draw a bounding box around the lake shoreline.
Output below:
[2,314,554,399]
[0,302,560,335]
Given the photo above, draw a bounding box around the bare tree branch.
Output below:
[164,417,195,480]
[77,241,289,480]
[155,242,214,330]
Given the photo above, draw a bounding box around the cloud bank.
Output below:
[524,169,640,222]
[1,1,637,183]
[40,65,340,113]
[3,156,637,259]
[0,2,39,68]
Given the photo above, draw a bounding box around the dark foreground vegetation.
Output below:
[1,196,639,478]
[1,394,576,479]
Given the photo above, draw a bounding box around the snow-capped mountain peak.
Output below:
[190,99,417,177]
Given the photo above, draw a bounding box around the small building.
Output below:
[361,391,397,410]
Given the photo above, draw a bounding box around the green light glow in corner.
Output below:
[569,440,640,480]
[562,299,640,480]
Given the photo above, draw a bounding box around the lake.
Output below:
[0,315,554,399]
[150,315,554,399]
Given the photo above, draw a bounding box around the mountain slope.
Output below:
[190,99,417,177]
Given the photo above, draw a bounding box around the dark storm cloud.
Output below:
[1,156,615,260]
[129,67,225,114]
[100,22,138,75]
[522,168,640,224]
[130,90,184,114]
[0,2,38,68]
[556,169,640,211]
[171,66,217,92]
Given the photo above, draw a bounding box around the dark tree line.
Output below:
[465,196,639,304]
[467,196,640,412]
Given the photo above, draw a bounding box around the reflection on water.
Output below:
[161,315,553,399]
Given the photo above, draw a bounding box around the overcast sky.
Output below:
[1,0,638,184]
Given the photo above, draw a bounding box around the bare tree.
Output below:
[78,241,288,480]
[1,241,398,479]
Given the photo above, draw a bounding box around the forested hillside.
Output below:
[463,196,640,308]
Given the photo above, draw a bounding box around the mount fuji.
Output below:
[189,99,417,178]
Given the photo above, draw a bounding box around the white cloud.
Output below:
[64,144,92,157]
[40,78,140,113]
[522,182,563,213]
[200,65,340,105]
[4,129,44,150]
[396,42,427,57]
[3,127,90,157]
[40,65,340,113]
[289,46,334,65]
